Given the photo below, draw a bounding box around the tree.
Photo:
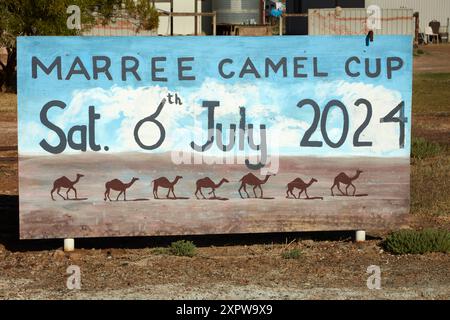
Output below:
[0,0,159,92]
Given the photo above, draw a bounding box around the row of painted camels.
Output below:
[50,170,364,201]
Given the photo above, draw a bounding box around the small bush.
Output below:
[383,229,450,255]
[417,49,425,55]
[412,137,443,160]
[281,248,302,259]
[170,240,196,257]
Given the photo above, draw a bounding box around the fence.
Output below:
[308,8,414,36]
[82,10,216,36]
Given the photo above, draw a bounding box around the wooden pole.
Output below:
[170,0,174,36]
[260,0,265,25]
[413,12,419,47]
[448,18,450,41]
[213,11,216,36]
[194,0,198,35]
[279,16,283,36]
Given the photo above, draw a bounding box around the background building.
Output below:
[285,0,449,36]
[155,0,205,35]
[82,0,449,37]
[365,0,450,35]
[84,0,208,36]
[285,0,364,35]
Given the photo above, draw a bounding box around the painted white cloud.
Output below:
[334,81,403,155]
[26,79,407,157]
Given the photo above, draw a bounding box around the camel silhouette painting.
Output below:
[50,174,84,200]
[331,170,363,196]
[152,176,183,199]
[286,177,318,199]
[238,173,273,199]
[104,177,139,201]
[195,177,229,200]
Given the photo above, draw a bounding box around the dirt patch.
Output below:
[414,44,450,73]
[0,239,449,299]
[413,115,450,146]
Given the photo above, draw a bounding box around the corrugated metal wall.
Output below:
[308,8,414,36]
[365,0,450,33]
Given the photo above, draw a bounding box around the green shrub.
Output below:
[281,248,302,259]
[417,49,425,55]
[170,240,196,257]
[383,229,450,255]
[412,137,443,160]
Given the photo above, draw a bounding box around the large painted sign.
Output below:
[18,36,412,239]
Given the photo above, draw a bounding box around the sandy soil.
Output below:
[414,44,450,73]
[0,239,449,300]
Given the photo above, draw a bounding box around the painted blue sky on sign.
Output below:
[18,36,412,157]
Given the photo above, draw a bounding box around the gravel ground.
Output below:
[0,239,449,299]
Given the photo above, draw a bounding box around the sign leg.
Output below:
[64,238,75,252]
[355,230,366,242]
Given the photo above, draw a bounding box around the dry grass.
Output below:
[0,93,17,122]
[411,156,450,216]
[411,73,450,216]
[413,73,450,115]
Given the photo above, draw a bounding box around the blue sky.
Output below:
[18,35,412,157]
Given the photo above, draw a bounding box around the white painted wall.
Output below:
[366,0,450,32]
[84,0,205,36]
[155,0,204,35]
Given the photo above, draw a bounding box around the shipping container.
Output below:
[308,8,414,36]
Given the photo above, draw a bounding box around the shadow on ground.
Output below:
[0,194,380,252]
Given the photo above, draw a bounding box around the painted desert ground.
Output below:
[19,153,409,238]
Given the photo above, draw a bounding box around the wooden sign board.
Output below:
[17,36,412,239]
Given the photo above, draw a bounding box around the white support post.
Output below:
[64,238,75,252]
[355,230,366,242]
